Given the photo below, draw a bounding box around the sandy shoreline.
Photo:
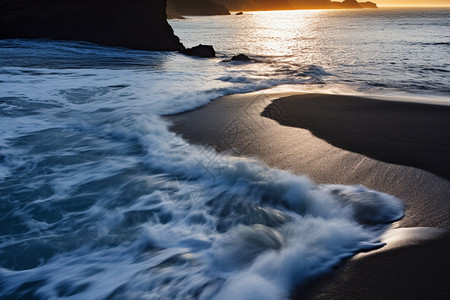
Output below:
[166,91,450,298]
[263,94,450,181]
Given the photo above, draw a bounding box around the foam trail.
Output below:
[0,117,404,298]
[0,39,405,299]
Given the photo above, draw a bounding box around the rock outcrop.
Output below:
[167,0,230,16]
[331,0,377,8]
[180,44,216,58]
[331,0,362,8]
[0,0,183,51]
[359,1,378,8]
[231,54,252,61]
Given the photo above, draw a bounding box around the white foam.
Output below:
[0,39,405,299]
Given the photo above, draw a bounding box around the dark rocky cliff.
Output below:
[0,0,183,51]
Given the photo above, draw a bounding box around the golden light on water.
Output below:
[239,10,324,57]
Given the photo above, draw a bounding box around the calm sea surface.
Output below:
[0,8,447,299]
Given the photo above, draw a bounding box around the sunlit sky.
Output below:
[377,0,450,5]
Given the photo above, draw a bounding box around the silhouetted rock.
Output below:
[180,44,216,58]
[231,54,252,61]
[0,0,183,51]
[167,0,230,16]
[359,1,378,8]
[236,12,244,15]
[222,54,258,63]
[331,0,362,8]
[341,0,363,8]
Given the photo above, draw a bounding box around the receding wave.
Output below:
[0,37,408,299]
[0,114,404,298]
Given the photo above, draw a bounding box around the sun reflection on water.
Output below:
[236,10,325,58]
[170,8,450,98]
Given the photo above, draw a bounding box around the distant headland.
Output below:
[215,0,377,12]
[168,0,378,16]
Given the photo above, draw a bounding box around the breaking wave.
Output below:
[0,105,404,298]
[0,19,422,298]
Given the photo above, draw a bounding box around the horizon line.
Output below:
[378,5,450,7]
[228,5,450,12]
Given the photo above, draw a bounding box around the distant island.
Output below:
[167,0,377,17]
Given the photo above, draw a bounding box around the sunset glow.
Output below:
[214,1,450,13]
[376,0,450,6]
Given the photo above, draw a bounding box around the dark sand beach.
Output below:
[263,94,450,181]
[167,92,450,299]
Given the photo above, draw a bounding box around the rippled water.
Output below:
[0,7,447,299]
[172,7,450,97]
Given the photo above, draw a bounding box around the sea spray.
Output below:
[0,30,425,298]
[0,108,404,298]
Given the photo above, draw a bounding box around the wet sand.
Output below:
[262,94,450,181]
[166,91,450,299]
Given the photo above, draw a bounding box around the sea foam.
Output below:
[0,101,403,298]
[0,36,408,298]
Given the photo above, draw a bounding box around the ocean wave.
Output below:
[0,138,404,298]
[0,32,432,298]
[0,77,403,298]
